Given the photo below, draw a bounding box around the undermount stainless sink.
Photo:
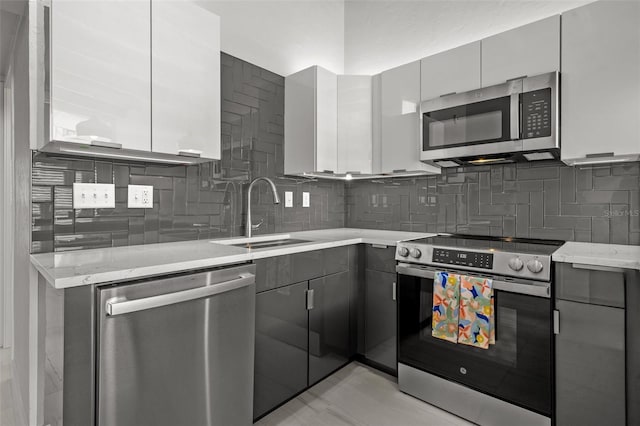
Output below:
[229,238,311,250]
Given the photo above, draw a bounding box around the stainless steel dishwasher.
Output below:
[97,263,256,426]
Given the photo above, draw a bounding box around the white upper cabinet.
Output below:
[561,1,640,164]
[151,1,221,160]
[381,61,440,175]
[50,0,151,150]
[420,42,481,101]
[337,75,373,174]
[481,15,560,87]
[284,66,338,175]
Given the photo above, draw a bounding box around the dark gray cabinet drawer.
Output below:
[365,244,396,273]
[556,263,625,308]
[555,300,625,426]
[255,247,349,293]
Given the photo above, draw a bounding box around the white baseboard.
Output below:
[11,360,28,426]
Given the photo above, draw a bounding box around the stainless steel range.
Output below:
[395,234,564,426]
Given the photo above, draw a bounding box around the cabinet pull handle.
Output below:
[585,152,615,158]
[571,263,625,273]
[506,75,528,82]
[392,282,397,301]
[553,310,560,335]
[306,289,315,310]
[178,150,202,158]
[439,92,456,98]
[371,244,388,249]
[91,140,122,149]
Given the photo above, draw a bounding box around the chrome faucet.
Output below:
[245,177,280,238]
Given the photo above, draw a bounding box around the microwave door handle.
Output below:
[510,93,520,140]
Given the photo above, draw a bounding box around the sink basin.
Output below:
[229,238,311,250]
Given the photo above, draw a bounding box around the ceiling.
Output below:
[0,0,25,81]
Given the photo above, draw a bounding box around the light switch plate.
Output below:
[128,185,154,208]
[302,192,310,207]
[73,183,116,209]
[284,191,294,208]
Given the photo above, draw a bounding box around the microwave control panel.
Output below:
[521,88,552,139]
[432,248,494,270]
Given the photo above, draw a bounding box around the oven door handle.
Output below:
[396,263,550,298]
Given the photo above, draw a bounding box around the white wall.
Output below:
[344,0,593,75]
[198,0,345,75]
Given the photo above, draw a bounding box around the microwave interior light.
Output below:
[468,158,508,165]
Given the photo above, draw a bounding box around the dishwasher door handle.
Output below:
[105,273,255,316]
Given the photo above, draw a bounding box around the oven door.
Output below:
[397,265,552,417]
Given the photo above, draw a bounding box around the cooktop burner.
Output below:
[396,233,565,281]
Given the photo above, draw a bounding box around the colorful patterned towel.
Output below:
[458,276,494,349]
[432,271,461,343]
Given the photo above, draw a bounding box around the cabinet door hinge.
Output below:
[553,310,560,335]
[306,289,315,310]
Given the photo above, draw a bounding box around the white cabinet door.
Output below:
[315,67,338,173]
[561,1,640,163]
[481,15,560,87]
[420,41,481,101]
[50,0,151,150]
[284,66,337,175]
[151,1,220,159]
[337,75,372,174]
[285,67,317,175]
[381,61,439,174]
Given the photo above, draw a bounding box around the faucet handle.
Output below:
[251,219,264,230]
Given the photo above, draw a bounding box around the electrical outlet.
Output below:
[284,191,294,208]
[302,192,310,207]
[128,185,154,208]
[73,183,116,209]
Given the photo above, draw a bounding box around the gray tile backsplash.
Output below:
[31,53,640,252]
[31,53,345,253]
[346,161,640,245]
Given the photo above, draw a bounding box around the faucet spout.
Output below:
[246,177,280,238]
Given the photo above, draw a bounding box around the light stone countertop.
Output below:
[553,241,640,271]
[31,228,433,289]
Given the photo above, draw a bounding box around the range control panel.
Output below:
[432,248,494,270]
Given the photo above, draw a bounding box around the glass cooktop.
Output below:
[406,233,564,256]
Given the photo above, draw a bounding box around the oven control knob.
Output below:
[527,259,544,274]
[410,248,422,259]
[398,247,410,257]
[508,257,524,271]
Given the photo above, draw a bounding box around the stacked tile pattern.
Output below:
[346,161,640,245]
[31,53,345,253]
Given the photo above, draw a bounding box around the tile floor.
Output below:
[0,354,473,426]
[256,362,473,426]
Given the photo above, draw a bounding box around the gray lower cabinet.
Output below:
[254,281,309,420]
[555,300,625,426]
[364,270,396,372]
[253,247,356,420]
[309,271,351,386]
[555,262,630,426]
[363,244,397,373]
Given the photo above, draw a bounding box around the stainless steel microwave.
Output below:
[420,72,559,167]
